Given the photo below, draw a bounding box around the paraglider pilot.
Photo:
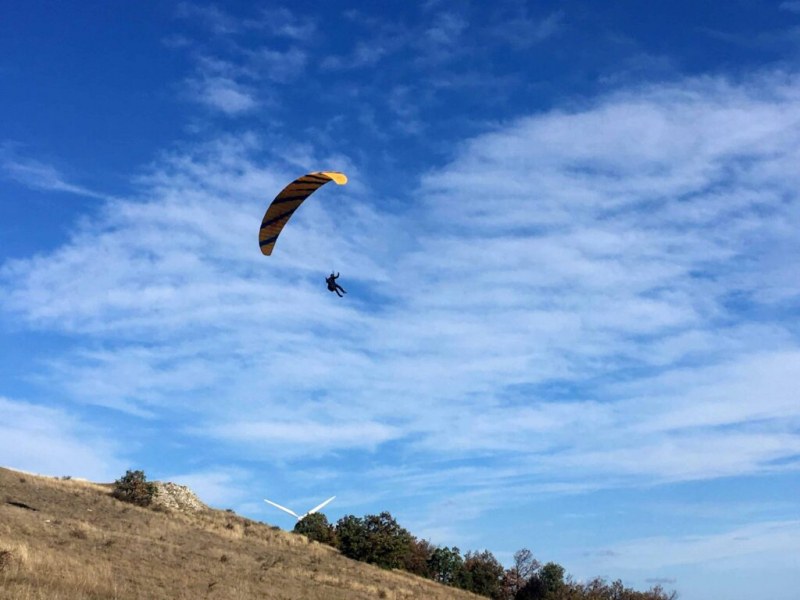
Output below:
[326,272,347,297]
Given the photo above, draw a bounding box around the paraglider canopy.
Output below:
[258,171,348,256]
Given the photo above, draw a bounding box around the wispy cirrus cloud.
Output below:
[321,40,392,71]
[251,7,318,40]
[419,11,469,63]
[187,74,258,114]
[587,520,800,571]
[0,396,126,480]
[163,466,255,509]
[566,519,799,598]
[247,47,308,83]
[176,3,318,40]
[173,5,313,115]
[320,12,407,71]
[780,1,800,14]
[204,420,400,454]
[175,2,242,35]
[323,9,473,71]
[1,147,112,200]
[488,5,564,48]
[2,73,799,516]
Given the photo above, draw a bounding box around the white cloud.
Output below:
[779,1,800,14]
[0,396,126,481]
[321,9,470,71]
[321,41,391,70]
[1,147,111,199]
[249,47,308,83]
[424,11,467,48]
[176,2,241,35]
[489,7,564,47]
[176,3,318,40]
[188,75,258,114]
[163,467,253,508]
[587,520,800,571]
[568,520,800,600]
[251,7,318,40]
[170,4,322,117]
[2,73,799,492]
[203,419,400,453]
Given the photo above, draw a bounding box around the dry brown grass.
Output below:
[0,467,481,600]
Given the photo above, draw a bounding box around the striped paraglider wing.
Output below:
[258,171,348,256]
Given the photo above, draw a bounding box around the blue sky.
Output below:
[1,1,799,598]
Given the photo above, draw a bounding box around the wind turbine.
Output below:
[263,496,335,521]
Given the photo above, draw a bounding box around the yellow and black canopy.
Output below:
[258,171,347,256]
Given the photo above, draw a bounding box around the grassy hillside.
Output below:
[0,467,482,600]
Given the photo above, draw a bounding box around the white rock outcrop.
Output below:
[151,481,207,513]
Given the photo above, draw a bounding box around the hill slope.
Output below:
[0,467,481,600]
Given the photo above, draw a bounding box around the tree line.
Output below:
[110,471,675,599]
[293,511,677,600]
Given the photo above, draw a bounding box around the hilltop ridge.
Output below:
[0,467,481,600]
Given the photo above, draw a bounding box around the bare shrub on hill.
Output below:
[111,470,158,507]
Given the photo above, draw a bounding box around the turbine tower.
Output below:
[263,496,335,521]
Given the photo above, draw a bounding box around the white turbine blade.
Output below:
[264,499,301,519]
[307,496,336,515]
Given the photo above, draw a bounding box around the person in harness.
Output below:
[325,272,347,297]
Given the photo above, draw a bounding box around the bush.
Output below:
[404,538,435,578]
[294,512,337,546]
[463,550,505,598]
[335,512,416,569]
[428,546,466,586]
[335,515,369,561]
[112,470,158,507]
